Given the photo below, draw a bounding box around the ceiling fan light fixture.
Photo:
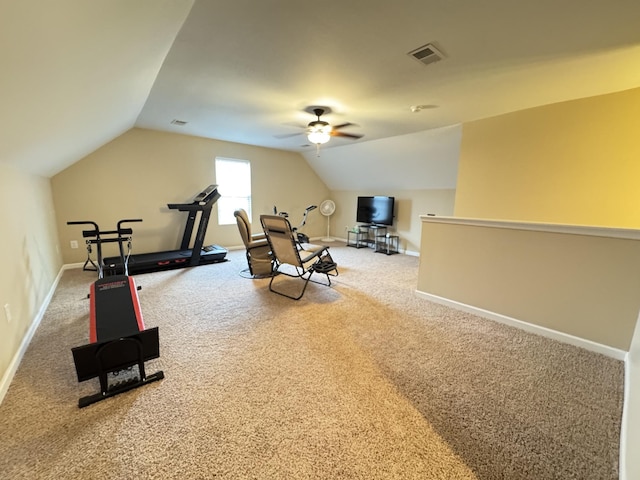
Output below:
[307,123,332,144]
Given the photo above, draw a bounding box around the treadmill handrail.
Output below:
[167,202,216,211]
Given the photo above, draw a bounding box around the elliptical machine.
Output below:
[273,205,317,245]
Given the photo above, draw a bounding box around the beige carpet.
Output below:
[0,244,624,479]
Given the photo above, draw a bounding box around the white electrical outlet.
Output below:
[70,240,79,249]
[4,304,11,323]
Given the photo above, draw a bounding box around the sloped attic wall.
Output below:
[455,87,640,227]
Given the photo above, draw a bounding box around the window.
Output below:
[215,157,252,225]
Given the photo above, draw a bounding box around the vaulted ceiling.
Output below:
[3,1,640,189]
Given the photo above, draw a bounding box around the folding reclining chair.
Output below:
[260,214,338,300]
[234,209,273,277]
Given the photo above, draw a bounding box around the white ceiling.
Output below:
[2,0,640,187]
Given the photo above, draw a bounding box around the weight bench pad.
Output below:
[89,275,144,343]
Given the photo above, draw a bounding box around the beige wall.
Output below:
[436,87,640,350]
[454,87,640,227]
[330,189,455,253]
[418,218,640,351]
[52,128,330,264]
[0,164,62,388]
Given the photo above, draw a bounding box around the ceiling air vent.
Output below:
[407,43,444,66]
[171,119,188,126]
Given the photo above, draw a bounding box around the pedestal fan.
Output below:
[319,199,336,242]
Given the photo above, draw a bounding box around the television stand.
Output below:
[375,233,399,255]
[347,225,387,249]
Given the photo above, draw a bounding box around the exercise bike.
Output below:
[67,219,164,408]
[273,204,316,245]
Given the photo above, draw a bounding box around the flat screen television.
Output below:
[356,196,395,226]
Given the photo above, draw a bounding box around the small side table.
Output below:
[347,229,369,248]
[375,234,399,255]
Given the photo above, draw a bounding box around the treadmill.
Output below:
[104,185,228,275]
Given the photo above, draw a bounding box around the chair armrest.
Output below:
[299,242,324,253]
[299,246,328,264]
[247,238,269,249]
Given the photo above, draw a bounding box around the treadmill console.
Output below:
[193,184,218,204]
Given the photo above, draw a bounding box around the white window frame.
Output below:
[215,157,252,225]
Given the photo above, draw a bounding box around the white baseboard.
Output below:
[0,264,68,405]
[414,290,627,360]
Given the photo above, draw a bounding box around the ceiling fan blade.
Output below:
[332,122,358,130]
[274,132,303,139]
[331,131,363,139]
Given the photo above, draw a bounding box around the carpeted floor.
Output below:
[0,244,624,479]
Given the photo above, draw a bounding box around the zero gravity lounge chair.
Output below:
[260,214,338,300]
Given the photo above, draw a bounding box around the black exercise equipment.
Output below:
[104,185,228,275]
[81,240,98,272]
[273,204,317,245]
[67,219,164,408]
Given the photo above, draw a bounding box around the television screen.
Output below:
[356,196,395,225]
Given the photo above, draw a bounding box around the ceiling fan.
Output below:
[306,107,363,145]
[277,106,364,147]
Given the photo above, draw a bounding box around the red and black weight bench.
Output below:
[68,220,164,408]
